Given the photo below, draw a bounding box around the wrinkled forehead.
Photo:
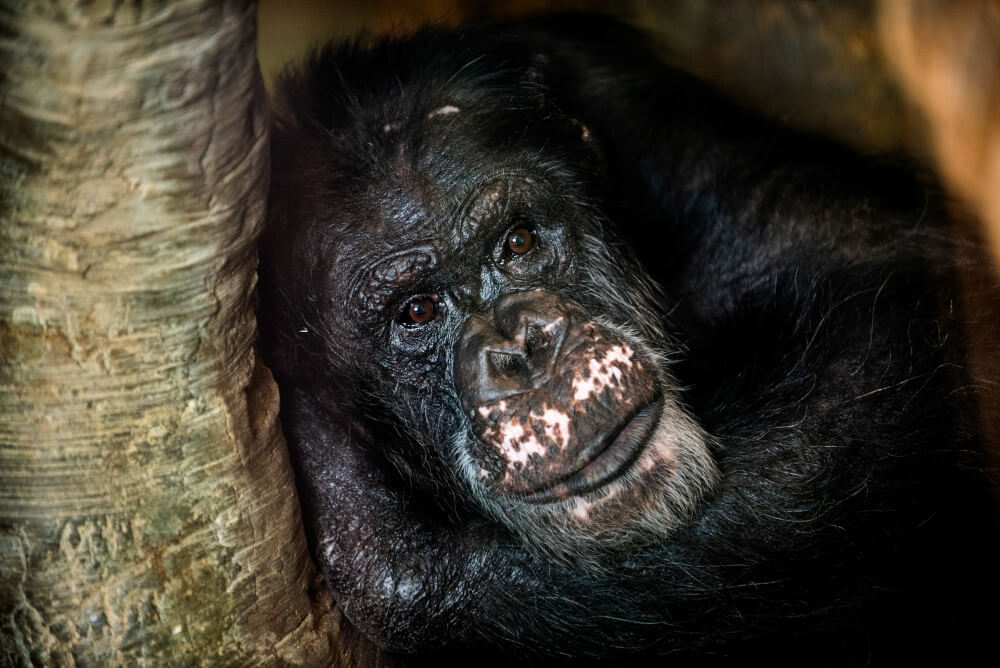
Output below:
[354,102,535,238]
[336,176,517,316]
[323,123,499,306]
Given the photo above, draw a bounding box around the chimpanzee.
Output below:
[258,13,998,665]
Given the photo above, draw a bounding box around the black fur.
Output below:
[259,14,998,665]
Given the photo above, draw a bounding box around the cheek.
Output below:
[377,337,451,392]
[570,344,635,401]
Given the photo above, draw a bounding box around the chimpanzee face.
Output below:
[304,101,718,562]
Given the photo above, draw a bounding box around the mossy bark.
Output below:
[0,1,353,665]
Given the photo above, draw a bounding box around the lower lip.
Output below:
[521,395,664,504]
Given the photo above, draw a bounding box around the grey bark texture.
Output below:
[0,1,373,665]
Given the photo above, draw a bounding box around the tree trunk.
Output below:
[0,1,374,664]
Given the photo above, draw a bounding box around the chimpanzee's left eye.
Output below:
[399,294,438,327]
[506,227,535,255]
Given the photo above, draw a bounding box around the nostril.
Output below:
[488,350,530,377]
[524,325,542,356]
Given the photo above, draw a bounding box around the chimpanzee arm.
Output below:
[282,387,545,654]
[284,386,738,656]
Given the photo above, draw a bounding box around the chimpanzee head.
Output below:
[260,31,718,563]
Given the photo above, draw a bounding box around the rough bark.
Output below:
[0,1,350,665]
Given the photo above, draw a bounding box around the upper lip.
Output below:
[519,394,664,504]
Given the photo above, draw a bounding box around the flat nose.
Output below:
[455,290,576,407]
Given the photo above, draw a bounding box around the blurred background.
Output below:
[256,0,1000,490]
[258,0,918,156]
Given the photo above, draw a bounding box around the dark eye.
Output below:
[403,296,437,326]
[506,227,535,255]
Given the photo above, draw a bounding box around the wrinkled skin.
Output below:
[259,14,999,665]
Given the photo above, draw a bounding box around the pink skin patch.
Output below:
[537,408,571,448]
[480,405,573,475]
[572,496,594,521]
[571,345,635,401]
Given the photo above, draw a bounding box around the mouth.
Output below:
[520,395,664,504]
